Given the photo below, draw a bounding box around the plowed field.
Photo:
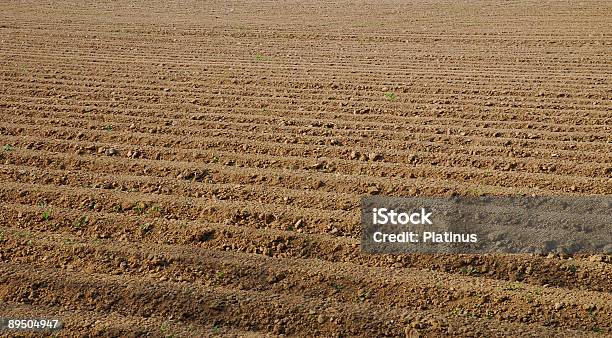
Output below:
[1,0,611,337]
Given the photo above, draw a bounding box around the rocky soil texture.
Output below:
[0,0,610,337]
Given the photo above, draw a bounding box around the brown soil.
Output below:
[0,0,610,337]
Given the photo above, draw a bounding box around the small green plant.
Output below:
[212,324,221,333]
[160,321,171,336]
[592,326,603,333]
[104,124,114,131]
[460,265,479,276]
[73,216,89,229]
[134,203,145,215]
[17,230,31,238]
[568,264,577,273]
[160,320,178,337]
[140,223,153,234]
[467,186,487,197]
[504,283,523,291]
[255,53,265,61]
[216,271,224,280]
[464,311,477,318]
[357,289,371,302]
[333,284,344,292]
[146,205,162,216]
[42,210,51,221]
[384,92,397,101]
[2,144,14,152]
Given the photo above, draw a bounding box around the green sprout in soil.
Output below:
[112,204,122,213]
[3,144,14,152]
[504,283,523,291]
[146,205,162,217]
[460,265,479,276]
[17,230,32,239]
[73,216,89,229]
[140,223,153,234]
[42,210,51,221]
[464,311,477,318]
[134,203,145,215]
[467,186,488,197]
[384,92,397,101]
[104,124,114,131]
[357,289,371,302]
[160,321,176,337]
[160,321,168,333]
[255,53,265,61]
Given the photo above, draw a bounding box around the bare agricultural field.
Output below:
[0,0,611,337]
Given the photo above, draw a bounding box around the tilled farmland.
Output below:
[0,0,611,337]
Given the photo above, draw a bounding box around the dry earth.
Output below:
[0,0,611,337]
